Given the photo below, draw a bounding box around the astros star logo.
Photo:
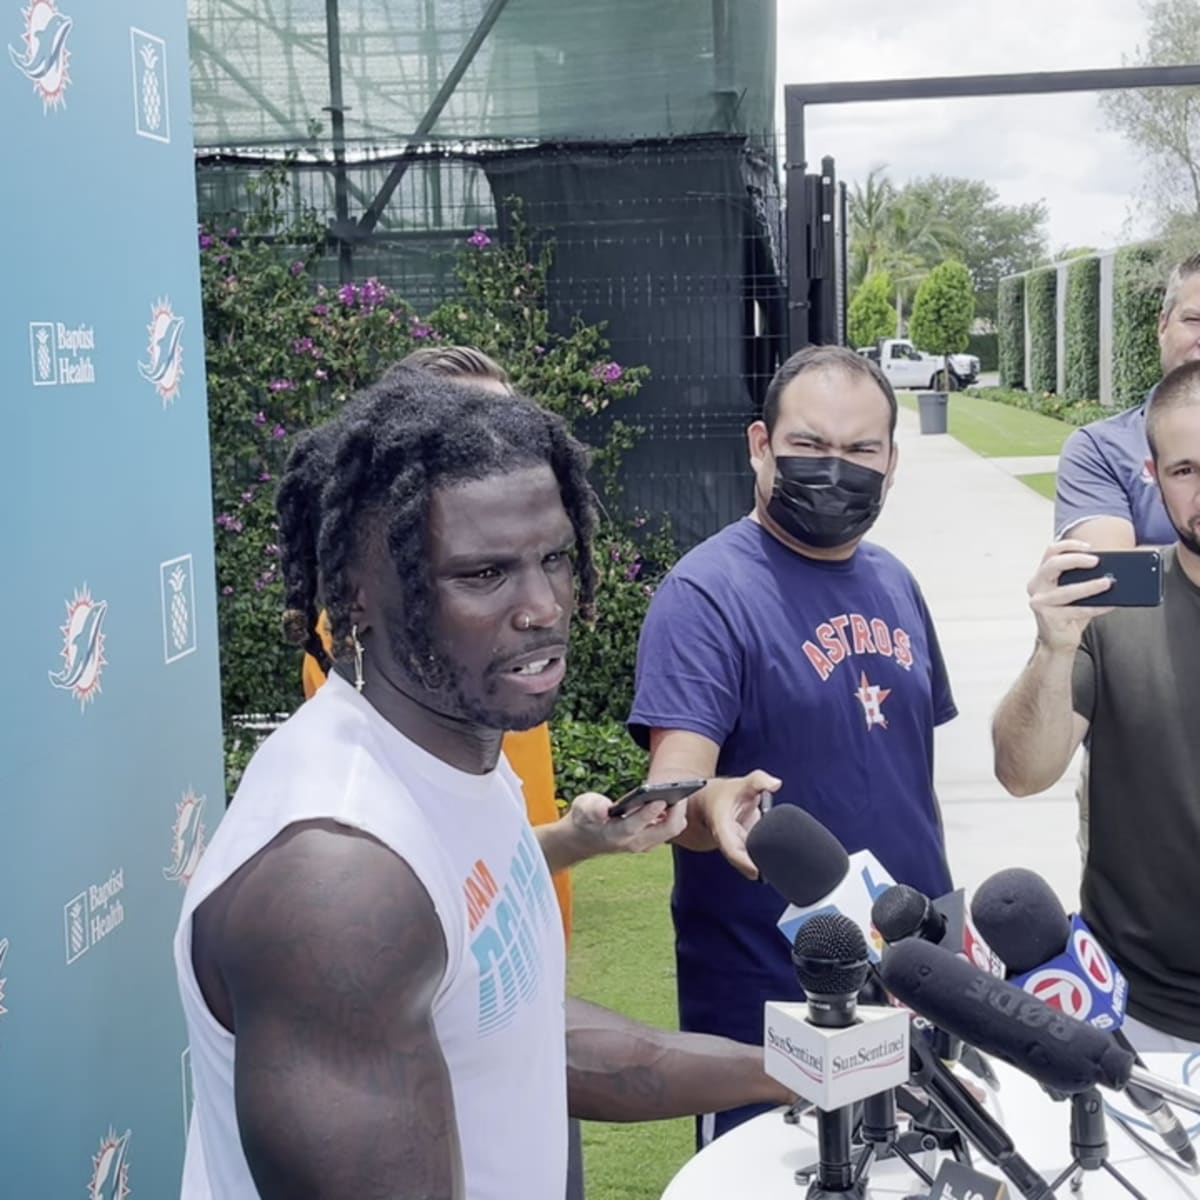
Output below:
[855,670,891,730]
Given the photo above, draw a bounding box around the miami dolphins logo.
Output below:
[8,0,72,112]
[0,938,8,1020]
[89,1129,130,1200]
[49,585,107,711]
[164,789,207,886]
[137,297,184,406]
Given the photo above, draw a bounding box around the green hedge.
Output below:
[550,717,649,802]
[1027,267,1058,394]
[967,332,998,373]
[998,276,1025,388]
[1113,245,1162,406]
[967,386,1108,428]
[1063,257,1100,402]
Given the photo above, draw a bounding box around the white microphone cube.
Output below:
[764,1003,911,1111]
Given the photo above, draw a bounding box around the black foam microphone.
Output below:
[879,938,1135,1096]
[746,803,850,907]
[790,912,871,1197]
[971,867,1198,1170]
[873,883,947,944]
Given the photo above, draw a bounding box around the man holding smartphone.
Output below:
[992,358,1200,1054]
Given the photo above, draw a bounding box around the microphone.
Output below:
[880,938,1137,1092]
[747,804,894,962]
[763,912,911,1198]
[971,868,1196,1170]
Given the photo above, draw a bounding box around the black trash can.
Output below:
[917,391,948,435]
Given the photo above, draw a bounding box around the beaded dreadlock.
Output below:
[276,365,598,689]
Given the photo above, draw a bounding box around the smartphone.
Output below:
[608,779,707,820]
[1061,548,1164,607]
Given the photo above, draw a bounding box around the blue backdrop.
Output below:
[1,1,223,1194]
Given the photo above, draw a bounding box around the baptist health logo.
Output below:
[29,320,96,386]
[130,28,169,142]
[49,584,108,711]
[161,554,198,663]
[8,0,72,112]
[165,788,208,886]
[138,297,184,405]
[89,1128,131,1200]
[64,868,126,965]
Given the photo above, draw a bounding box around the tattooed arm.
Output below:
[565,998,794,1122]
[191,820,463,1200]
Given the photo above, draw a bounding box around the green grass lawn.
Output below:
[899,391,1072,458]
[568,848,693,1200]
[899,392,1070,500]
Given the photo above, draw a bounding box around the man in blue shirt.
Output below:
[629,344,957,1146]
[1055,253,1200,549]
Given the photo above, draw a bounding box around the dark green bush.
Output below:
[1026,267,1058,394]
[967,332,998,373]
[1063,257,1100,403]
[967,386,1108,428]
[1113,245,1163,407]
[550,717,649,801]
[997,276,1025,388]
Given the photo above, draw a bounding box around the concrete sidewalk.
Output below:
[869,408,1084,910]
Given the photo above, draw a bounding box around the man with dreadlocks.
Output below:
[173,367,789,1199]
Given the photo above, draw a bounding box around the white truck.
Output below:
[857,338,979,391]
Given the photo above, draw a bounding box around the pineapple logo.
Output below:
[8,0,72,113]
[48,585,108,711]
[164,789,208,886]
[137,297,184,406]
[160,554,198,663]
[0,937,8,1021]
[130,27,169,143]
[89,1128,131,1200]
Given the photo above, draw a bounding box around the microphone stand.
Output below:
[1046,1089,1151,1200]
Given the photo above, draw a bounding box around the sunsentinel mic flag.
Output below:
[1,0,224,1193]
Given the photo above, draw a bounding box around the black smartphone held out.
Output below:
[1061,548,1164,607]
[608,779,707,820]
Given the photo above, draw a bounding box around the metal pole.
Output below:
[323,0,353,284]
[785,91,809,353]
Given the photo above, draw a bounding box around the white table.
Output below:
[663,1053,1200,1199]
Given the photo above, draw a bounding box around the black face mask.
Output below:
[766,454,887,549]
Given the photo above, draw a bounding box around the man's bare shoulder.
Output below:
[192,819,446,1032]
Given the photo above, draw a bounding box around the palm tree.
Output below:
[849,166,896,288]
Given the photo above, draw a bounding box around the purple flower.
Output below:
[467,229,492,249]
[315,368,328,381]
[535,345,546,356]
[360,278,390,310]
[259,470,272,483]
[215,254,229,266]
[624,561,642,582]
[222,585,234,596]
[338,283,360,307]
[199,233,215,250]
[272,424,288,440]
[292,337,314,356]
[253,411,267,426]
[290,261,304,276]
[254,578,267,593]
[609,545,622,562]
[227,227,240,239]
[241,489,255,504]
[216,513,233,529]
[225,275,238,287]
[411,321,433,340]
[269,379,295,393]
[313,303,329,317]
[592,361,624,383]
[264,544,280,558]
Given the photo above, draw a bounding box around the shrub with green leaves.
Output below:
[550,717,650,802]
[201,164,674,774]
[910,261,976,390]
[1113,244,1163,407]
[848,272,897,350]
[967,386,1108,428]
[998,276,1026,388]
[1026,267,1058,394]
[1063,256,1100,403]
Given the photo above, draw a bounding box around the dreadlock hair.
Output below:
[276,366,598,690]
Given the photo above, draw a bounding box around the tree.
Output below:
[849,166,897,285]
[1099,0,1200,220]
[909,261,976,390]
[848,271,897,348]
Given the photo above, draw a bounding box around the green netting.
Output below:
[187,0,776,149]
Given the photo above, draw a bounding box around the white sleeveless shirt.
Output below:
[173,672,567,1199]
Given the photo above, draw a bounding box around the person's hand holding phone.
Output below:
[566,789,690,857]
[1028,539,1115,651]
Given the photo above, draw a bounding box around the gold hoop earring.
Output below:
[352,624,365,693]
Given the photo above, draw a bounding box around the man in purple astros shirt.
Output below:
[629,344,957,1148]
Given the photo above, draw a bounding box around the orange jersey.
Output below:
[302,612,573,943]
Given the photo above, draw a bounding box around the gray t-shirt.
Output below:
[1072,546,1200,1039]
[1055,401,1176,546]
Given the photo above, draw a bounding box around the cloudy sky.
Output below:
[776,0,1165,254]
